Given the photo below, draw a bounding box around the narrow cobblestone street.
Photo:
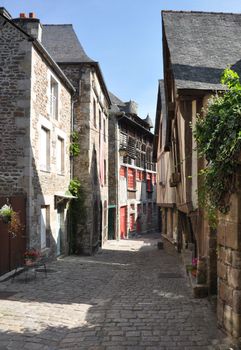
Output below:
[0,234,237,350]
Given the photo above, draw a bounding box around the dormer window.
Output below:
[50,76,58,120]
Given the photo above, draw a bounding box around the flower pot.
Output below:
[2,215,11,224]
[25,259,35,266]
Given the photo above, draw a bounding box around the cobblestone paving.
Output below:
[0,234,239,350]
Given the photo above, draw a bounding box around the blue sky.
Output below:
[1,0,241,123]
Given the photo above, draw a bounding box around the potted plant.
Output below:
[0,204,14,223]
[24,248,40,266]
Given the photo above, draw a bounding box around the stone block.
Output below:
[217,221,226,246]
[223,304,233,335]
[225,193,241,224]
[232,311,241,338]
[225,222,241,250]
[217,299,224,326]
[219,279,233,306]
[217,261,227,281]
[233,290,241,314]
[232,251,241,269]
[218,246,232,266]
[193,284,208,298]
[227,267,241,289]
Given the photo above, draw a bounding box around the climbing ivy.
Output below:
[69,131,80,157]
[68,178,87,254]
[194,68,241,220]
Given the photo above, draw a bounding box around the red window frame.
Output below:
[146,173,152,192]
[120,166,126,177]
[128,168,136,190]
[136,170,142,181]
[129,213,135,231]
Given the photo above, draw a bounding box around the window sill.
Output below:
[40,169,51,173]
[127,188,137,192]
[57,172,65,176]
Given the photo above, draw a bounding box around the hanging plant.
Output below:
[0,204,14,223]
[8,212,24,237]
[194,67,241,219]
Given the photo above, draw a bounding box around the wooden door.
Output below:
[120,206,127,239]
[0,196,26,276]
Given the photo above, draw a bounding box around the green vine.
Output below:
[68,178,87,254]
[70,131,80,157]
[194,68,241,219]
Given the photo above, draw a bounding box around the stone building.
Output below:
[42,24,111,254]
[154,10,241,338]
[0,8,74,275]
[108,93,157,240]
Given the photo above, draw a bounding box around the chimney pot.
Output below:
[19,13,27,18]
[29,12,36,18]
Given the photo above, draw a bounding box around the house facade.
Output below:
[109,93,158,240]
[0,8,74,275]
[154,10,241,338]
[42,24,111,254]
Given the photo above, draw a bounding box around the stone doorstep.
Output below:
[187,271,209,298]
[0,267,23,282]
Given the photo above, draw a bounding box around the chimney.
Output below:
[12,12,42,42]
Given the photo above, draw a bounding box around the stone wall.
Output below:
[0,19,31,196]
[30,47,72,255]
[217,172,241,337]
[60,63,109,254]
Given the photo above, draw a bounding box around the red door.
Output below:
[120,206,127,239]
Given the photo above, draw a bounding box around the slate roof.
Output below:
[108,91,125,108]
[42,24,94,63]
[162,11,241,90]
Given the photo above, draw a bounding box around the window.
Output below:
[103,118,106,142]
[104,159,107,185]
[128,168,136,190]
[129,213,135,231]
[147,203,152,223]
[40,126,50,171]
[41,206,49,249]
[146,173,152,192]
[120,166,126,177]
[56,136,64,174]
[136,170,142,181]
[99,110,102,130]
[93,99,97,128]
[50,76,58,120]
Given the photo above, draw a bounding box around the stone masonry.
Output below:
[0,10,73,260]
[60,63,110,254]
[217,171,241,338]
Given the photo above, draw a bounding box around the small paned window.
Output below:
[50,77,58,120]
